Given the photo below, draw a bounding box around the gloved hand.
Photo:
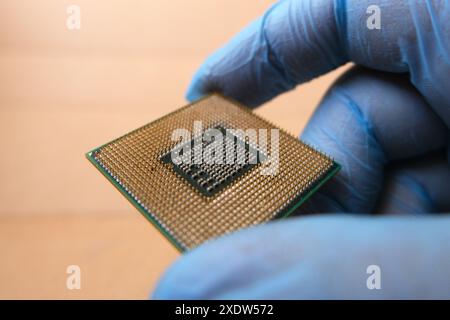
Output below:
[153,0,450,299]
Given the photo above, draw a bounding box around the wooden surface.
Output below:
[0,214,178,299]
[0,0,347,299]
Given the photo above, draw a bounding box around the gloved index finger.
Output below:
[186,0,450,125]
[187,0,346,107]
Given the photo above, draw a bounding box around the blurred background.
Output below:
[0,0,347,299]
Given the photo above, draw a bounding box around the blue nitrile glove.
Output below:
[153,0,450,299]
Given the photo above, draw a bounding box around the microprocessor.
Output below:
[86,94,340,251]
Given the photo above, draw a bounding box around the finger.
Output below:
[188,0,345,107]
[186,0,450,126]
[153,215,450,299]
[375,151,450,215]
[300,66,448,213]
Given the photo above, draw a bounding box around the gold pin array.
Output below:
[89,94,337,250]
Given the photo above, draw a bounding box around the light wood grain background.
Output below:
[0,0,347,299]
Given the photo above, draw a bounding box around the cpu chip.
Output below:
[87,94,340,251]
